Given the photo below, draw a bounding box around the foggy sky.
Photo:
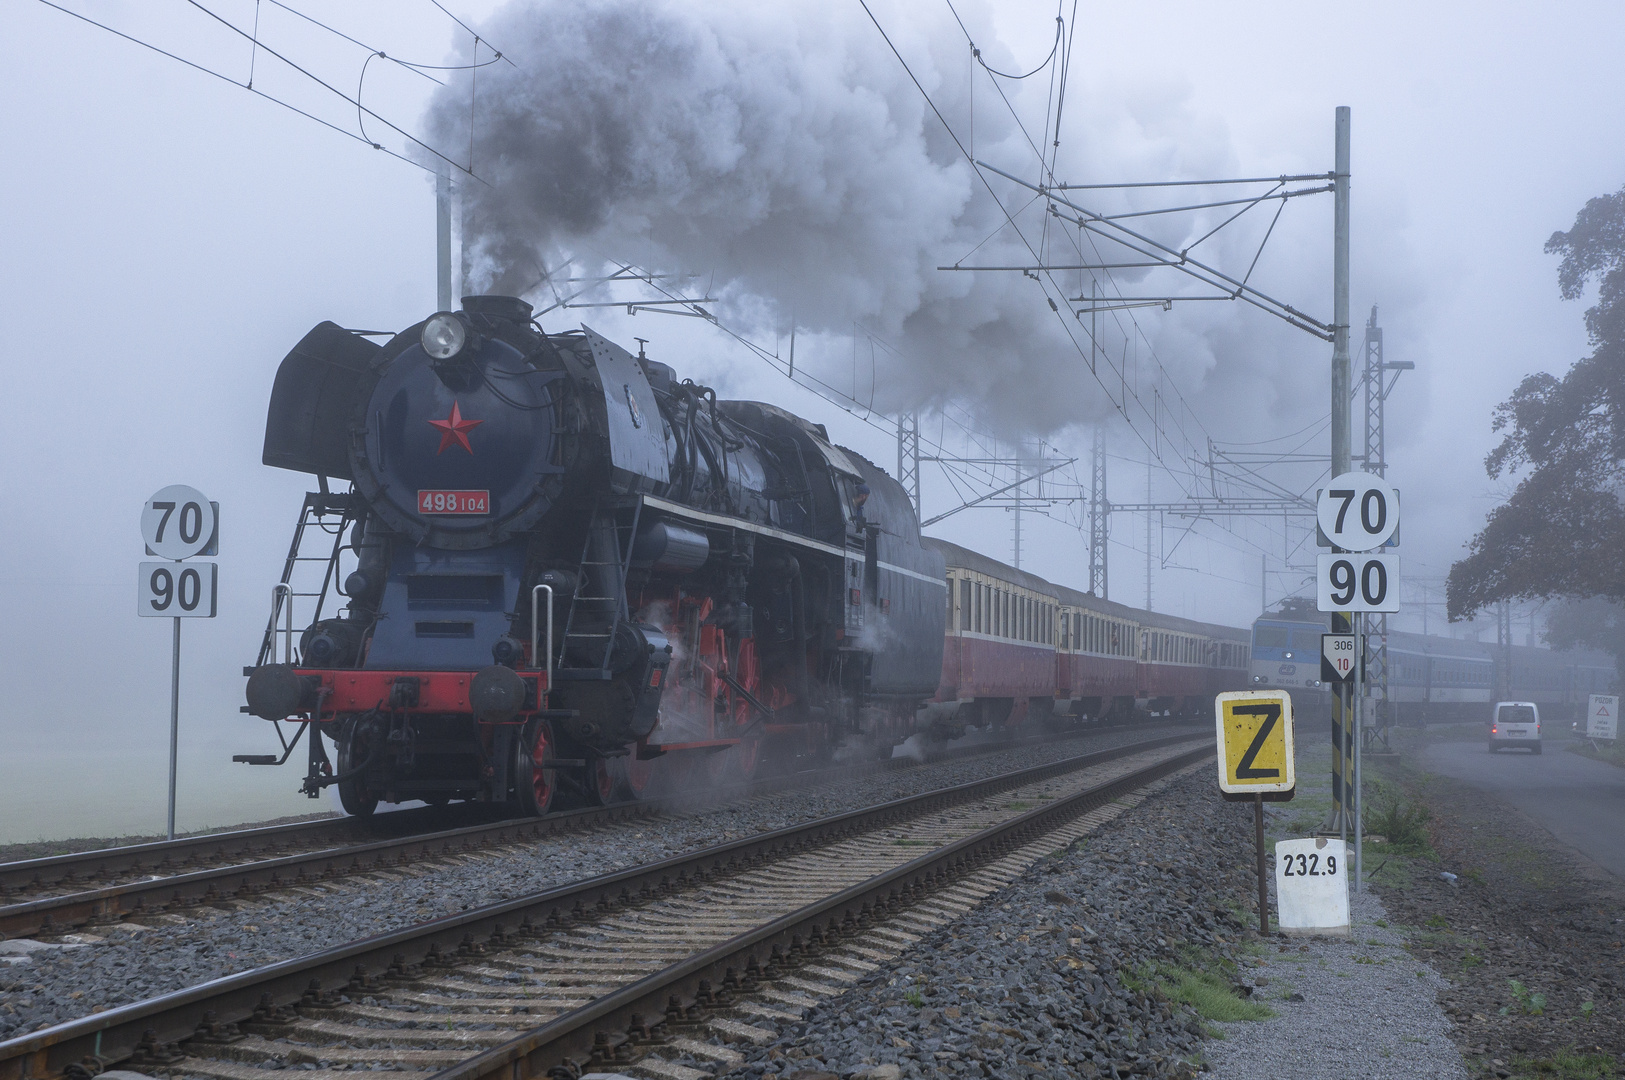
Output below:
[2,0,1620,841]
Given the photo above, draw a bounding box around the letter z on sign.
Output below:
[1215,690,1295,795]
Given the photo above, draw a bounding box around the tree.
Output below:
[1448,186,1625,643]
[1543,596,1625,661]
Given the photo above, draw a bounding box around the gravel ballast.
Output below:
[715,768,1267,1079]
[0,724,1195,1040]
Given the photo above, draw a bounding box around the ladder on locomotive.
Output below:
[257,491,355,667]
[557,498,642,678]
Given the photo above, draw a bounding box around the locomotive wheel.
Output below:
[613,753,655,801]
[584,758,616,806]
[335,718,378,818]
[515,718,557,817]
[601,754,654,801]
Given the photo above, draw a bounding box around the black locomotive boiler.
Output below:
[241,296,945,815]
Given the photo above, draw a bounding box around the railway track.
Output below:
[0,734,1210,1080]
[0,725,1200,940]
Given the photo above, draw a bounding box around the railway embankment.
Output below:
[0,728,1191,1042]
[13,723,1603,1080]
[1360,731,1625,1079]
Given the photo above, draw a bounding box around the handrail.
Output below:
[530,584,554,693]
[271,583,294,664]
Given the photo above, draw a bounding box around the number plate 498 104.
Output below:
[418,490,490,515]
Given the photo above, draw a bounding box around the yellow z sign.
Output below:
[1215,691,1296,795]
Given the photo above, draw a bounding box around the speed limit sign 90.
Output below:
[1316,553,1400,613]
[138,561,218,617]
[1317,471,1398,551]
[142,485,219,560]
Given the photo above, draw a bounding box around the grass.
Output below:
[1505,1049,1619,1079]
[1565,739,1625,770]
[1124,946,1275,1029]
[1365,790,1433,856]
[1154,965,1277,1023]
[1501,978,1547,1017]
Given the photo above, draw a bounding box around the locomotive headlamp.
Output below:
[422,313,468,360]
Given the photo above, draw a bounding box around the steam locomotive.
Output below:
[241,296,945,815]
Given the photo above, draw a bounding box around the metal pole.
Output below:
[1328,105,1354,837]
[1331,105,1352,479]
[168,616,181,842]
[1254,794,1269,936]
[1145,461,1153,612]
[436,167,453,311]
[1261,553,1267,615]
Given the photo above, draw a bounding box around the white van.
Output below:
[1489,701,1541,754]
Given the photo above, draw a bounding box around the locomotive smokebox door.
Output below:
[583,327,670,484]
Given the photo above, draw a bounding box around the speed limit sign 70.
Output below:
[1316,553,1400,613]
[1317,471,1399,551]
[142,485,219,560]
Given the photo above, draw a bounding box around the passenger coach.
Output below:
[925,537,1251,731]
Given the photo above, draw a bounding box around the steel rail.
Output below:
[439,744,1210,1080]
[0,732,1206,1080]
[0,723,1198,932]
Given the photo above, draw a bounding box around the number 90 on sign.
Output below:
[1316,552,1399,613]
[138,561,218,618]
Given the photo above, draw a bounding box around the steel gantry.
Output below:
[1359,306,1413,751]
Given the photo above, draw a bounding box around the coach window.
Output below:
[959,579,971,631]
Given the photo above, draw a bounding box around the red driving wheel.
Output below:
[516,718,556,817]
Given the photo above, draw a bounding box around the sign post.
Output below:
[1587,694,1617,747]
[140,486,219,841]
[1216,690,1296,936]
[1317,470,1400,892]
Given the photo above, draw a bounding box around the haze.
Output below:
[2,0,1619,842]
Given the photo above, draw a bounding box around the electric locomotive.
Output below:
[241,296,945,815]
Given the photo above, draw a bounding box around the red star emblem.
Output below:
[427,401,483,455]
